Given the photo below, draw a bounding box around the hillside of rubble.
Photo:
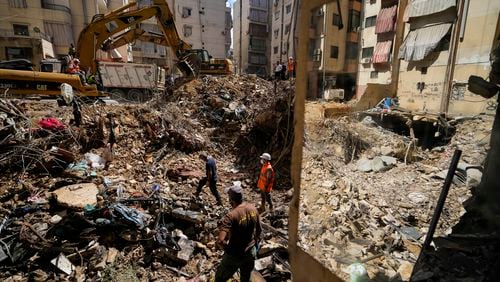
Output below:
[0,75,293,281]
[298,105,493,281]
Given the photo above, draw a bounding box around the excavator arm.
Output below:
[76,0,191,75]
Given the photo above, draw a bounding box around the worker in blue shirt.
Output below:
[195,152,222,205]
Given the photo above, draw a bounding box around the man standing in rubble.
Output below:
[257,153,275,213]
[195,152,222,205]
[215,185,261,282]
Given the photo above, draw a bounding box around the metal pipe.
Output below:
[422,149,462,250]
[322,2,327,98]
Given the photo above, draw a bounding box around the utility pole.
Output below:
[440,0,467,113]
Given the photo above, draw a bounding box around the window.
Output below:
[249,24,267,37]
[274,29,279,39]
[250,38,266,51]
[285,24,291,34]
[330,46,339,59]
[249,53,267,65]
[347,42,358,59]
[6,47,32,60]
[44,22,74,46]
[286,4,292,14]
[8,0,27,8]
[362,47,374,58]
[370,71,378,79]
[274,46,279,54]
[365,16,376,28]
[250,9,268,22]
[348,10,361,32]
[308,39,316,59]
[332,14,342,27]
[251,0,268,9]
[13,24,29,36]
[183,25,193,37]
[182,7,192,18]
[275,10,280,20]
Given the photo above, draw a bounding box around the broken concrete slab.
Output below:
[397,261,414,281]
[52,183,98,209]
[380,156,397,166]
[51,253,75,275]
[357,158,372,172]
[407,192,427,204]
[371,157,387,172]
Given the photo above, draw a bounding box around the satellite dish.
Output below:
[33,27,40,33]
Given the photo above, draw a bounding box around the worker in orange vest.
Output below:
[287,57,295,79]
[257,153,275,213]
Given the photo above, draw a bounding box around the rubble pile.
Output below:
[0,75,293,281]
[299,112,493,281]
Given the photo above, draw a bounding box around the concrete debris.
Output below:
[0,76,293,281]
[52,183,99,209]
[300,109,493,281]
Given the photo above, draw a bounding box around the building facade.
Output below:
[357,0,500,115]
[233,0,272,77]
[307,0,362,100]
[356,0,398,98]
[270,0,297,70]
[225,6,232,57]
[0,0,130,68]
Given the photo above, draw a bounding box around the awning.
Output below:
[375,5,398,34]
[398,23,452,61]
[408,0,456,18]
[372,40,393,63]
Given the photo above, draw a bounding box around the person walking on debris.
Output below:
[215,185,261,282]
[274,61,283,80]
[196,152,222,205]
[257,153,275,213]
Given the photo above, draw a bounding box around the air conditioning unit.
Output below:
[316,8,324,16]
[361,58,371,64]
[324,89,345,100]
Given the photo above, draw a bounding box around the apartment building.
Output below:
[0,0,129,68]
[307,0,362,100]
[233,0,272,77]
[225,6,232,57]
[270,0,297,69]
[165,0,227,59]
[356,0,398,98]
[357,0,500,115]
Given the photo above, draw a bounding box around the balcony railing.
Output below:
[41,1,71,14]
[0,29,53,42]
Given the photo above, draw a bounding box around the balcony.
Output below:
[41,0,71,14]
[0,29,53,42]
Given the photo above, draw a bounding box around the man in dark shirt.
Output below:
[195,152,222,205]
[215,185,261,282]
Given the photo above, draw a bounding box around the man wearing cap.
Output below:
[215,185,261,282]
[257,153,275,213]
[195,152,222,205]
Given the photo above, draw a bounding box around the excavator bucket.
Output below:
[175,60,196,78]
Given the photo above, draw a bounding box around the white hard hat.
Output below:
[260,153,271,161]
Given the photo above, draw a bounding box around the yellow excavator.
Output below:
[0,0,232,98]
[77,0,232,77]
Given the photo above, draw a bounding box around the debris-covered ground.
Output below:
[0,75,293,281]
[299,103,493,281]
